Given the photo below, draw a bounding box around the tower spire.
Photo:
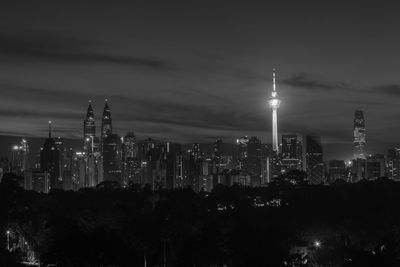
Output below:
[273,68,276,92]
[48,120,52,138]
[101,99,112,139]
[86,100,94,120]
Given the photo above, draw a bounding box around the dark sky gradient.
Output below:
[1,1,400,160]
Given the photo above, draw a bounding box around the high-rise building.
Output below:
[268,69,281,153]
[175,152,184,188]
[101,100,112,140]
[72,151,86,189]
[122,132,140,186]
[165,142,182,190]
[247,137,263,186]
[236,136,249,170]
[82,101,104,187]
[188,143,202,190]
[366,154,385,180]
[103,133,122,183]
[24,170,50,193]
[352,154,385,182]
[40,121,61,190]
[83,101,96,154]
[54,137,65,186]
[354,109,366,159]
[351,158,366,182]
[326,160,346,183]
[387,147,400,180]
[212,139,223,186]
[11,139,29,175]
[305,135,324,184]
[281,134,302,171]
[138,138,161,187]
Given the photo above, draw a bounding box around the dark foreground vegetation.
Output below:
[2,173,400,266]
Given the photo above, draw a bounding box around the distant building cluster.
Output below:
[0,71,396,192]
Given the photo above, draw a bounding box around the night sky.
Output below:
[1,1,400,160]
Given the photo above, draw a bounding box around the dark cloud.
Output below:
[282,73,351,92]
[0,82,266,137]
[371,84,400,96]
[283,73,400,99]
[0,108,81,120]
[0,31,169,69]
[2,1,400,160]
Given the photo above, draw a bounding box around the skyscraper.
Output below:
[354,109,366,159]
[122,132,140,186]
[268,69,280,153]
[305,135,324,184]
[247,136,263,186]
[387,147,400,181]
[212,139,223,176]
[236,136,249,171]
[83,101,96,154]
[101,99,112,140]
[103,133,122,184]
[11,138,29,175]
[281,134,302,171]
[326,160,346,183]
[40,121,61,190]
[165,142,182,190]
[186,143,202,190]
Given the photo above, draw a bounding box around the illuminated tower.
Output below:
[101,99,112,140]
[353,109,366,159]
[268,69,281,152]
[83,101,96,153]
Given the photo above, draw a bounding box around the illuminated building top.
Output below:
[269,69,280,109]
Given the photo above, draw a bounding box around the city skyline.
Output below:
[4,2,400,266]
[2,1,400,161]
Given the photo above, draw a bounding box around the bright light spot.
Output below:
[12,145,19,150]
[314,240,321,248]
[6,230,10,235]
[269,98,280,108]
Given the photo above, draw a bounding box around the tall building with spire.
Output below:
[83,101,96,154]
[268,69,281,153]
[101,99,112,140]
[353,109,366,159]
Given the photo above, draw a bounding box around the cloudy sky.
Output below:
[1,1,400,160]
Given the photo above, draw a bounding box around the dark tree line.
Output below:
[2,172,400,266]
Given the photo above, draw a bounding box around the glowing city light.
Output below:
[269,98,280,108]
